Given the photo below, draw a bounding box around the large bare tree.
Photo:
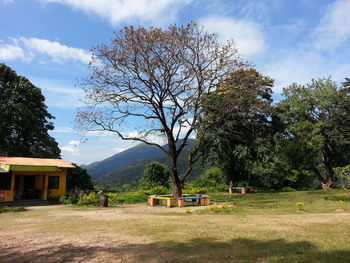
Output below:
[77,23,246,198]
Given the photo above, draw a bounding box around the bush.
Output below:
[108,186,170,206]
[77,192,100,206]
[281,187,297,192]
[139,162,170,189]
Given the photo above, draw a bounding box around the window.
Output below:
[48,176,60,190]
[0,172,12,190]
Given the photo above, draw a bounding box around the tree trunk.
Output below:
[172,176,182,199]
[321,177,332,190]
[168,141,182,199]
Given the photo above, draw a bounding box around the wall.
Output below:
[0,168,68,201]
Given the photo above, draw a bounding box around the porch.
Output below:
[0,157,74,202]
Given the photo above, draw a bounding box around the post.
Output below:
[177,199,185,207]
[100,194,109,207]
[42,175,48,200]
[167,198,176,207]
[148,197,159,206]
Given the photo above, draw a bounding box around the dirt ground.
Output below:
[0,204,209,263]
[1,204,350,263]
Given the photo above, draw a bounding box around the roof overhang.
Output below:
[0,164,59,172]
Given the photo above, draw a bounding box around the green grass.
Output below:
[0,206,25,213]
[208,189,350,215]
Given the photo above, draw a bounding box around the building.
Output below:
[0,157,75,202]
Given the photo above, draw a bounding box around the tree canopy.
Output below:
[0,63,60,158]
[198,68,273,185]
[276,78,350,189]
[77,22,246,198]
[66,164,94,191]
[139,161,170,189]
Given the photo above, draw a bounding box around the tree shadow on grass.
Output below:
[1,237,349,263]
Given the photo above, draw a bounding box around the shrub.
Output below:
[139,162,170,189]
[77,192,100,206]
[295,202,305,211]
[281,187,297,192]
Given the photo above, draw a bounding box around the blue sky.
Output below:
[1,0,349,164]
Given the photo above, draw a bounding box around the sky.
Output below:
[0,0,349,165]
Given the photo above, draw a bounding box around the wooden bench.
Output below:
[148,194,210,207]
[229,187,257,194]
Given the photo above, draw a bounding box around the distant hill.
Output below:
[86,143,165,181]
[97,146,209,187]
[86,139,200,185]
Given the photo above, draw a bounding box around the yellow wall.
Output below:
[1,168,68,201]
[47,168,67,198]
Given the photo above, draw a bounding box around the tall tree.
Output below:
[0,63,60,158]
[276,78,350,189]
[77,23,246,198]
[198,69,273,186]
[66,164,94,191]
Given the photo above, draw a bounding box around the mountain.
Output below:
[86,143,165,181]
[97,146,208,187]
[86,139,197,182]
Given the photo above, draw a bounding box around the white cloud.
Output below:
[36,0,192,26]
[201,16,267,57]
[51,127,74,133]
[19,37,91,64]
[31,78,85,108]
[0,37,90,64]
[0,43,26,61]
[60,136,137,165]
[262,49,350,94]
[68,140,81,146]
[313,0,350,50]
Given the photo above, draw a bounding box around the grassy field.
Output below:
[0,189,349,262]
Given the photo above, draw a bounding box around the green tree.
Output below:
[199,69,273,186]
[139,162,170,189]
[0,63,60,158]
[193,167,227,188]
[276,78,350,189]
[66,164,94,191]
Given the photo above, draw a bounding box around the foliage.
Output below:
[0,206,25,213]
[334,165,350,190]
[77,22,246,198]
[139,162,170,189]
[275,78,350,189]
[67,164,94,191]
[295,202,305,211]
[76,192,100,206]
[108,186,169,206]
[0,63,60,157]
[199,69,273,186]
